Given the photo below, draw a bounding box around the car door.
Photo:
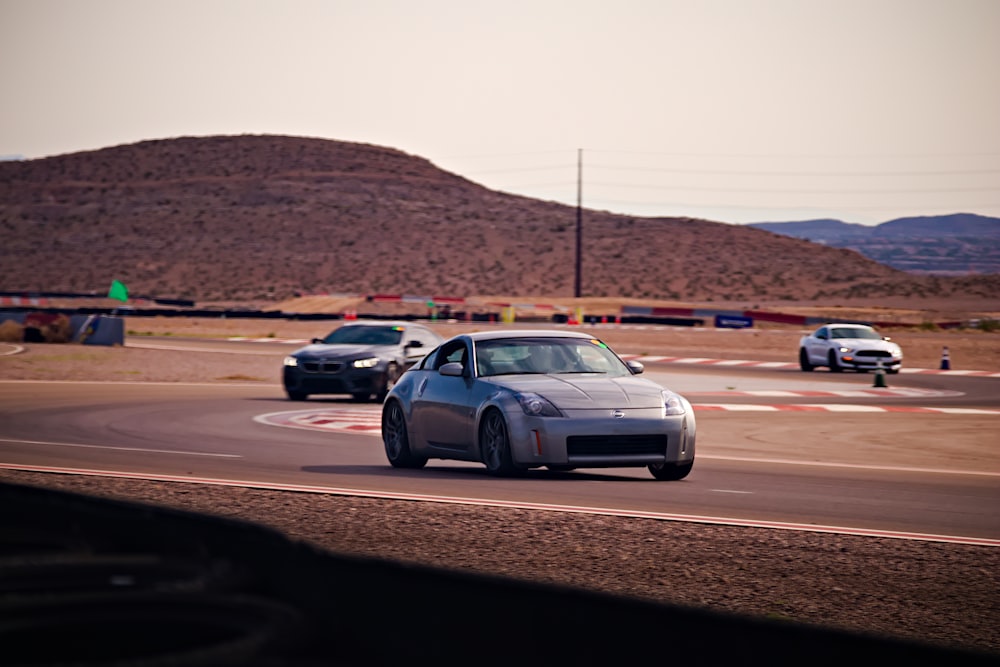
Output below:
[410,340,477,457]
[806,326,829,363]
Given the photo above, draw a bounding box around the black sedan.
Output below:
[282,321,443,402]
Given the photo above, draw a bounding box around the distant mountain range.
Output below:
[749,214,1000,275]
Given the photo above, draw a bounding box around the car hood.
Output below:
[486,375,667,409]
[835,338,900,351]
[292,343,390,359]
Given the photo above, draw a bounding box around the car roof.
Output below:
[460,329,599,342]
[822,323,875,329]
[341,320,428,329]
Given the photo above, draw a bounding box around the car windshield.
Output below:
[830,327,881,340]
[474,337,630,377]
[321,325,403,346]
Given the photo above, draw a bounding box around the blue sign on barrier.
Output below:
[715,315,753,329]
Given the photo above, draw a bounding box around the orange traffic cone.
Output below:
[940,346,951,370]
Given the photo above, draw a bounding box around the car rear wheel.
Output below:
[798,348,814,372]
[828,351,843,372]
[382,401,427,469]
[480,410,519,476]
[375,363,400,403]
[648,461,693,481]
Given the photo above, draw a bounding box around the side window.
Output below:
[414,347,438,370]
[816,327,828,340]
[434,340,467,370]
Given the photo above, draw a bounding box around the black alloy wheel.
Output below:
[799,349,813,372]
[828,351,843,372]
[375,363,400,403]
[382,401,427,469]
[480,410,519,476]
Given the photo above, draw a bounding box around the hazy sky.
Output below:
[2,0,998,225]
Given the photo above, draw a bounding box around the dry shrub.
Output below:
[42,314,73,343]
[23,313,74,343]
[0,320,24,342]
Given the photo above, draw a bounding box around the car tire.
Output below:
[480,410,519,477]
[798,349,814,372]
[375,363,400,403]
[828,351,843,373]
[286,390,308,401]
[382,400,427,469]
[648,461,693,481]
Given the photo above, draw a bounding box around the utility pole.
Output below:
[574,148,582,298]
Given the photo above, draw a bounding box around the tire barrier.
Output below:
[2,480,995,666]
[0,313,125,346]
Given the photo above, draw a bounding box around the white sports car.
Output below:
[381,330,696,480]
[799,323,903,373]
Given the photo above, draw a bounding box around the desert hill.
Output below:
[2,135,998,313]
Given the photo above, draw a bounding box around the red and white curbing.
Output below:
[258,402,1000,437]
[617,355,1000,378]
[694,404,1000,414]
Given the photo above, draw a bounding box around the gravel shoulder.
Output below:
[1,319,998,658]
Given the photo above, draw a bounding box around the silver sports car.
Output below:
[381,330,696,480]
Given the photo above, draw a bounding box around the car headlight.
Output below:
[663,391,686,416]
[353,357,380,369]
[837,346,853,354]
[283,356,299,367]
[514,392,562,417]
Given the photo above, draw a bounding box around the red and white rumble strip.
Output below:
[256,402,1000,438]
[617,355,1000,377]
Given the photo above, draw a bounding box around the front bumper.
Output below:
[503,408,695,469]
[838,354,902,371]
[283,365,384,396]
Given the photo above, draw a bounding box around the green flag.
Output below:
[108,280,129,302]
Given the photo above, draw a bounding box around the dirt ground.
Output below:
[125,315,1000,371]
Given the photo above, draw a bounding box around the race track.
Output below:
[2,349,998,544]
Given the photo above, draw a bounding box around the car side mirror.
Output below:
[626,360,644,375]
[439,362,464,377]
[311,338,324,344]
[883,336,892,341]
[405,340,423,348]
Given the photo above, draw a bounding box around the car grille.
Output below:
[856,350,892,358]
[302,360,345,373]
[566,434,668,457]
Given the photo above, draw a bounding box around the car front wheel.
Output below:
[382,401,427,469]
[799,348,814,372]
[286,390,308,401]
[480,410,519,476]
[828,350,842,372]
[648,461,693,481]
[375,363,400,403]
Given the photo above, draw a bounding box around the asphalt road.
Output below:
[2,352,998,543]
